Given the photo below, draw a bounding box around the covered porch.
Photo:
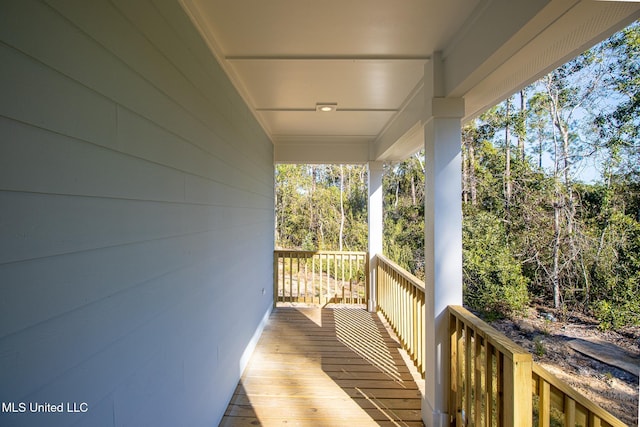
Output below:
[187,0,639,423]
[1,1,638,427]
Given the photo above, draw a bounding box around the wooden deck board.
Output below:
[220,307,425,426]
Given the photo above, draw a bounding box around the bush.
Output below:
[592,286,640,330]
[463,211,530,317]
[590,211,640,329]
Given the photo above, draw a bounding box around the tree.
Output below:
[595,22,640,179]
[463,210,529,317]
[275,164,368,251]
[383,153,425,278]
[524,45,608,308]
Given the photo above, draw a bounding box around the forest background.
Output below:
[275,22,640,330]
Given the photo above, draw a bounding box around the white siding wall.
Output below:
[0,1,274,426]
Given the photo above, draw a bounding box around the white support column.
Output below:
[368,161,384,312]
[422,53,465,427]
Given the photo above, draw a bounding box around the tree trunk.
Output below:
[462,131,477,206]
[547,78,564,309]
[504,98,512,229]
[518,90,526,162]
[462,136,469,205]
[411,174,416,206]
[549,78,580,304]
[552,194,562,309]
[538,130,543,169]
[394,179,399,208]
[469,142,477,206]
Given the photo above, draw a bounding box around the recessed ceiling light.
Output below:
[316,103,337,112]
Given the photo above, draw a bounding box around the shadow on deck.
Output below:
[220,307,425,426]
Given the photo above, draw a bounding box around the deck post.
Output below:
[368,161,384,312]
[422,52,464,427]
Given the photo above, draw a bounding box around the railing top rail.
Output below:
[274,249,368,256]
[375,253,425,292]
[532,363,626,427]
[449,305,531,363]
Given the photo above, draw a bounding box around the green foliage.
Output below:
[533,336,546,357]
[590,209,640,329]
[462,210,530,317]
[593,298,640,331]
[383,154,425,278]
[596,22,640,177]
[577,177,640,329]
[275,164,368,251]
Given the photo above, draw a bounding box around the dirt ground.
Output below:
[489,306,639,426]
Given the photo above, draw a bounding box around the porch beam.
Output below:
[274,138,371,164]
[226,54,431,61]
[370,82,425,162]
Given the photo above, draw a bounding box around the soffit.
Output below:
[180,0,481,157]
[180,0,640,162]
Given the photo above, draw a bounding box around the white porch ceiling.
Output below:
[180,0,640,163]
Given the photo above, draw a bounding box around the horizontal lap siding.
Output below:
[0,1,274,426]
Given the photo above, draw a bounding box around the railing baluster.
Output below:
[289,255,293,302]
[457,318,465,422]
[305,253,309,301]
[273,253,279,306]
[333,254,338,302]
[565,397,576,427]
[465,325,472,425]
[296,254,300,302]
[319,253,324,305]
[420,293,425,374]
[349,254,354,304]
[539,378,551,427]
[412,285,418,361]
[475,332,483,427]
[450,314,458,424]
[497,351,503,426]
[341,253,345,303]
[485,342,494,427]
[281,253,286,301]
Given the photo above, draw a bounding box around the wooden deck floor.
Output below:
[220,307,425,427]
